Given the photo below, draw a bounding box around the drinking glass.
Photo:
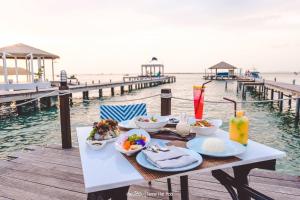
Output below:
[193,86,205,119]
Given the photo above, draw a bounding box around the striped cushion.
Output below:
[100,103,147,122]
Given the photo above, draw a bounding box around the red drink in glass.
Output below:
[193,86,205,119]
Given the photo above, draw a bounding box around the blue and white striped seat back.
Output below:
[100,103,147,122]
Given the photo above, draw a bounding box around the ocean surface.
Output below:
[0,73,300,175]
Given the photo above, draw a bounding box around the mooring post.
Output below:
[59,70,72,149]
[111,87,115,96]
[279,92,283,112]
[161,89,172,116]
[225,81,228,91]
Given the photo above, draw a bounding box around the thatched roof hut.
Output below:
[0,43,59,59]
[208,61,237,70]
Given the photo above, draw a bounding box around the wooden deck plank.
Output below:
[1,146,299,200]
[0,176,86,200]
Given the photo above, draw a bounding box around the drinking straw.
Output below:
[223,97,237,117]
[196,80,212,117]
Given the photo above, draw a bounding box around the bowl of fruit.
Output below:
[87,119,121,150]
[134,115,169,132]
[115,129,151,156]
[189,119,222,136]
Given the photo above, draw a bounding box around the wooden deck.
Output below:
[0,145,299,200]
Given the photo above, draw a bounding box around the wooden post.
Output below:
[40,97,51,109]
[161,89,172,116]
[242,85,246,100]
[69,93,73,106]
[120,86,124,95]
[111,87,115,96]
[279,92,283,112]
[225,81,228,91]
[83,91,89,100]
[296,97,300,121]
[99,89,103,98]
[288,95,292,108]
[59,70,72,149]
[271,89,274,100]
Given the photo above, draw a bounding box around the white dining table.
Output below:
[76,126,285,199]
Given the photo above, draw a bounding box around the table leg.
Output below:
[180,175,189,200]
[212,159,276,200]
[87,186,130,200]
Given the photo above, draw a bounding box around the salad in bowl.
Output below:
[87,119,120,150]
[115,129,151,156]
[134,115,169,132]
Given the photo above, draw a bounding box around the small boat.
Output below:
[245,70,261,79]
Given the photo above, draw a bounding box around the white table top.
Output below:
[76,126,285,193]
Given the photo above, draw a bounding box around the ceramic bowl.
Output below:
[134,115,169,132]
[189,118,222,136]
[115,129,151,156]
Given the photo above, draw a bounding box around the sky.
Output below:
[1,0,300,74]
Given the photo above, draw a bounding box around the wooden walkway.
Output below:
[0,76,175,103]
[0,145,299,200]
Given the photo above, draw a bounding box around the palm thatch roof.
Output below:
[0,43,59,59]
[0,67,30,75]
[209,61,237,70]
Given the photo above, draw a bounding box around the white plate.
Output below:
[136,147,203,172]
[118,120,138,129]
[186,136,247,157]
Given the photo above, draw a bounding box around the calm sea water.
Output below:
[0,73,299,175]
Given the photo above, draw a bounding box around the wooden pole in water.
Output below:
[279,92,283,112]
[59,70,72,149]
[99,89,103,98]
[271,89,274,100]
[120,86,124,95]
[161,89,172,116]
[295,97,300,121]
[288,95,292,108]
[111,87,115,96]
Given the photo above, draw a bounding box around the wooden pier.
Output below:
[237,79,300,120]
[0,76,176,115]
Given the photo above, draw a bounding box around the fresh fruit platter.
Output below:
[88,119,120,142]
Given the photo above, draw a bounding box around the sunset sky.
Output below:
[1,0,300,74]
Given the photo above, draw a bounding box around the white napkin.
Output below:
[142,146,198,169]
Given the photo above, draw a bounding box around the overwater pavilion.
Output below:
[141,57,164,77]
[0,43,59,91]
[206,61,238,80]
